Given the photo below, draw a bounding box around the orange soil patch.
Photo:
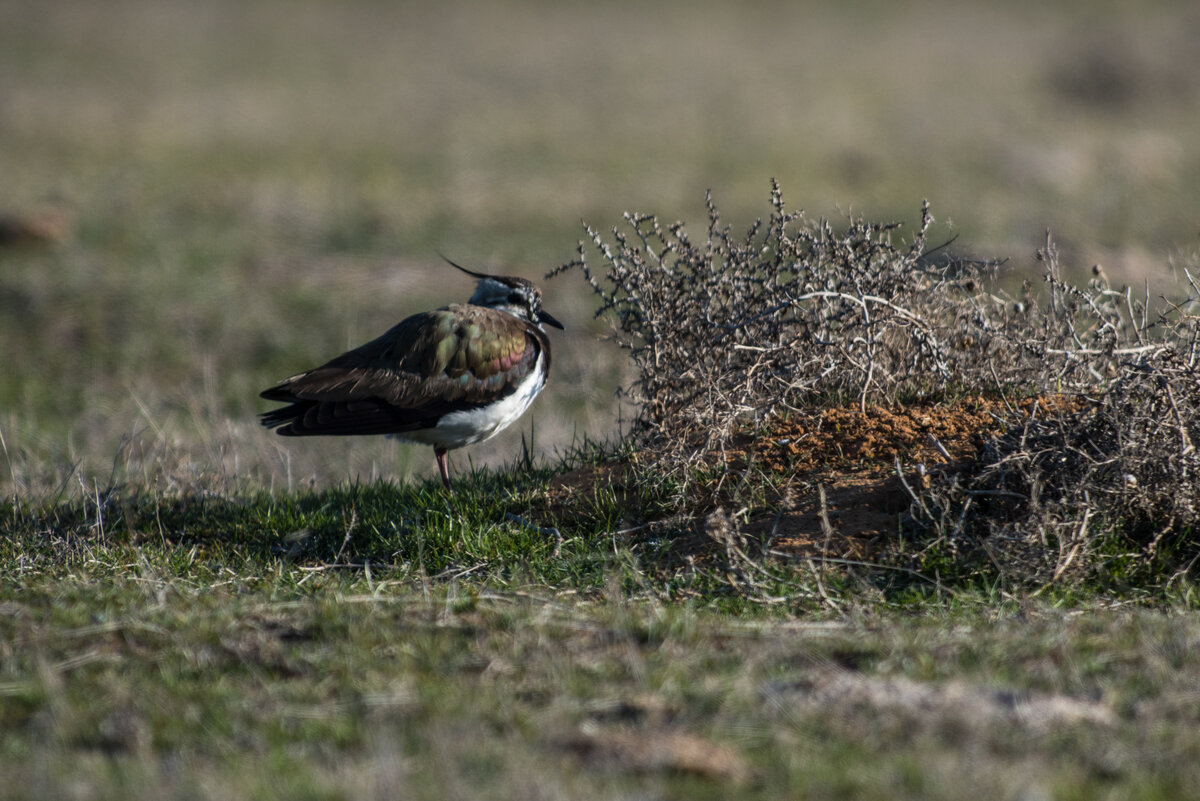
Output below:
[728,395,1080,474]
[748,396,1085,559]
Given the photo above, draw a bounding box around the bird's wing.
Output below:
[259,305,547,436]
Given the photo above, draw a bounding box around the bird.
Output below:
[260,258,563,488]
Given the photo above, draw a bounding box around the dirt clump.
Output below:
[730,395,1085,560]
[545,395,1089,565]
[727,395,1081,475]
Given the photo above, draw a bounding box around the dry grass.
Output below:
[3,0,1200,495]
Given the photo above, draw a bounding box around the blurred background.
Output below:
[2,0,1199,493]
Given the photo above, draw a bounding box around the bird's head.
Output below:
[443,256,564,331]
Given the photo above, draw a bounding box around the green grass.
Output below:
[6,488,1200,799]
[4,453,1200,798]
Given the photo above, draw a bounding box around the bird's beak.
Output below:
[538,309,564,330]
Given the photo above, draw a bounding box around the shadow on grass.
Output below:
[2,463,582,580]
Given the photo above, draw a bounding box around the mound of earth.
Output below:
[547,396,1083,564]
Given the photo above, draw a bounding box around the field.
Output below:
[3,0,1200,798]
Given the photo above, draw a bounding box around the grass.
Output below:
[4,0,1200,796]
[5,452,1200,798]
[6,493,1200,799]
[5,0,1200,489]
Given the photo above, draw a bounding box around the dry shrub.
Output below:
[913,238,1200,588]
[925,336,1200,587]
[552,182,1200,589]
[552,181,965,453]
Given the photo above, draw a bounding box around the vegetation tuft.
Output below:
[553,181,1200,595]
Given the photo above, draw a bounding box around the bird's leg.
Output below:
[434,447,451,489]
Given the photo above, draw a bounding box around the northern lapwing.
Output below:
[260,259,563,488]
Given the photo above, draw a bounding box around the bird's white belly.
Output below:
[391,357,547,450]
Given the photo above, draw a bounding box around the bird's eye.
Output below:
[508,293,523,304]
